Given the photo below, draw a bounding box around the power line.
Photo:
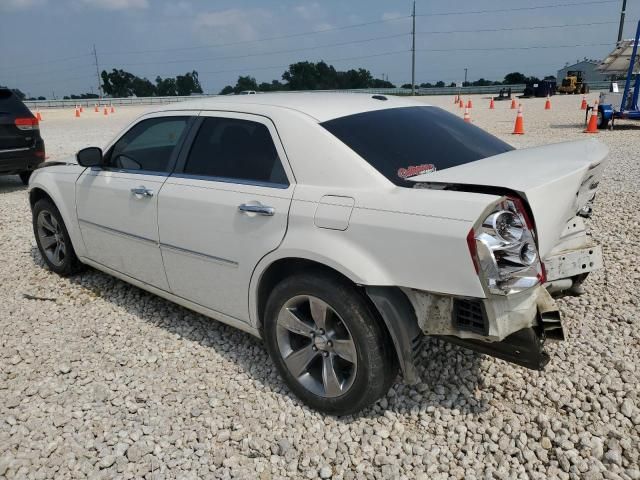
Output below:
[116,32,410,67]
[416,42,613,53]
[1,53,93,72]
[416,20,618,36]
[197,50,410,76]
[415,0,620,17]
[101,16,411,56]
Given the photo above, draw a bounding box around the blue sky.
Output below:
[1,0,639,97]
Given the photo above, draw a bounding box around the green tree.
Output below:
[176,71,203,96]
[156,76,177,96]
[219,85,234,95]
[371,79,395,88]
[131,77,156,97]
[233,75,259,93]
[503,72,527,84]
[101,69,136,97]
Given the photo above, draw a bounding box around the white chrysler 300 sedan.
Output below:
[29,93,606,415]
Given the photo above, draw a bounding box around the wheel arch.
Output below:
[251,255,423,384]
[28,176,87,258]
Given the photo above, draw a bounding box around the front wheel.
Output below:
[32,198,84,276]
[263,272,398,415]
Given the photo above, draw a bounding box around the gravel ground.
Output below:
[1,96,638,479]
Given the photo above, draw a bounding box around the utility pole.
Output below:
[411,1,416,95]
[92,44,102,98]
[464,68,468,85]
[617,0,627,42]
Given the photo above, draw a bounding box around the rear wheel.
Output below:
[32,199,83,276]
[19,171,32,185]
[263,272,397,415]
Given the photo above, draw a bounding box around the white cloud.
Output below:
[294,2,322,20]
[0,0,46,11]
[381,12,403,21]
[194,8,272,42]
[78,0,148,10]
[163,0,192,16]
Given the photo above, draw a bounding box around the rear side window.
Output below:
[321,106,514,187]
[182,117,288,187]
[106,117,188,173]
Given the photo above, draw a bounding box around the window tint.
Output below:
[183,117,288,186]
[321,106,514,187]
[0,88,30,115]
[107,117,188,173]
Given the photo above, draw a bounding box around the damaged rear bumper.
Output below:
[403,284,564,371]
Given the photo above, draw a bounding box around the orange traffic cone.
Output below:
[584,102,599,133]
[466,99,473,109]
[458,99,464,108]
[512,105,524,134]
[544,96,551,110]
[580,96,587,110]
[489,98,495,109]
[36,110,43,121]
[463,107,471,123]
[510,98,517,109]
[103,107,109,116]
[75,106,80,118]
[94,104,99,113]
[110,104,115,113]
[79,105,84,113]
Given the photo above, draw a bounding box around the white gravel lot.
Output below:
[0,95,638,480]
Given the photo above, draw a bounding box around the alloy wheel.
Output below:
[276,295,358,398]
[37,210,66,267]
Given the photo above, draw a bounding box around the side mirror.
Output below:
[76,147,103,167]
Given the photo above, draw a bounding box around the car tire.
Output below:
[263,271,398,416]
[32,198,84,276]
[19,171,32,185]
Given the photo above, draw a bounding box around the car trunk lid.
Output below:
[407,139,608,257]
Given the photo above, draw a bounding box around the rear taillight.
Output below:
[15,117,39,131]
[468,196,543,295]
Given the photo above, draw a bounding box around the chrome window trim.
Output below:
[169,172,289,189]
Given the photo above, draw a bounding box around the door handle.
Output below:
[238,203,275,216]
[131,186,154,197]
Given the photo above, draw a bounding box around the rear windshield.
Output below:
[321,106,514,187]
[0,89,30,115]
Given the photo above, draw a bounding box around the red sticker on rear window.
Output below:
[397,163,436,179]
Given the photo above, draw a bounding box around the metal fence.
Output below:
[24,81,614,109]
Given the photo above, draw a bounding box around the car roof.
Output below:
[159,92,429,122]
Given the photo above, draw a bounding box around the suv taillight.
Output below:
[15,117,39,131]
[468,196,544,295]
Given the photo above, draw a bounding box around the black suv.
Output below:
[0,88,45,185]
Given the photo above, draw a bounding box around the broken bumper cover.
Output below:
[439,327,550,370]
[404,285,565,371]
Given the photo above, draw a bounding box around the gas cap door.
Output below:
[314,195,355,231]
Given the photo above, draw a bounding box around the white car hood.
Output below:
[408,139,609,257]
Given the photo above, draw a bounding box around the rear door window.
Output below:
[182,117,289,187]
[321,106,514,187]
